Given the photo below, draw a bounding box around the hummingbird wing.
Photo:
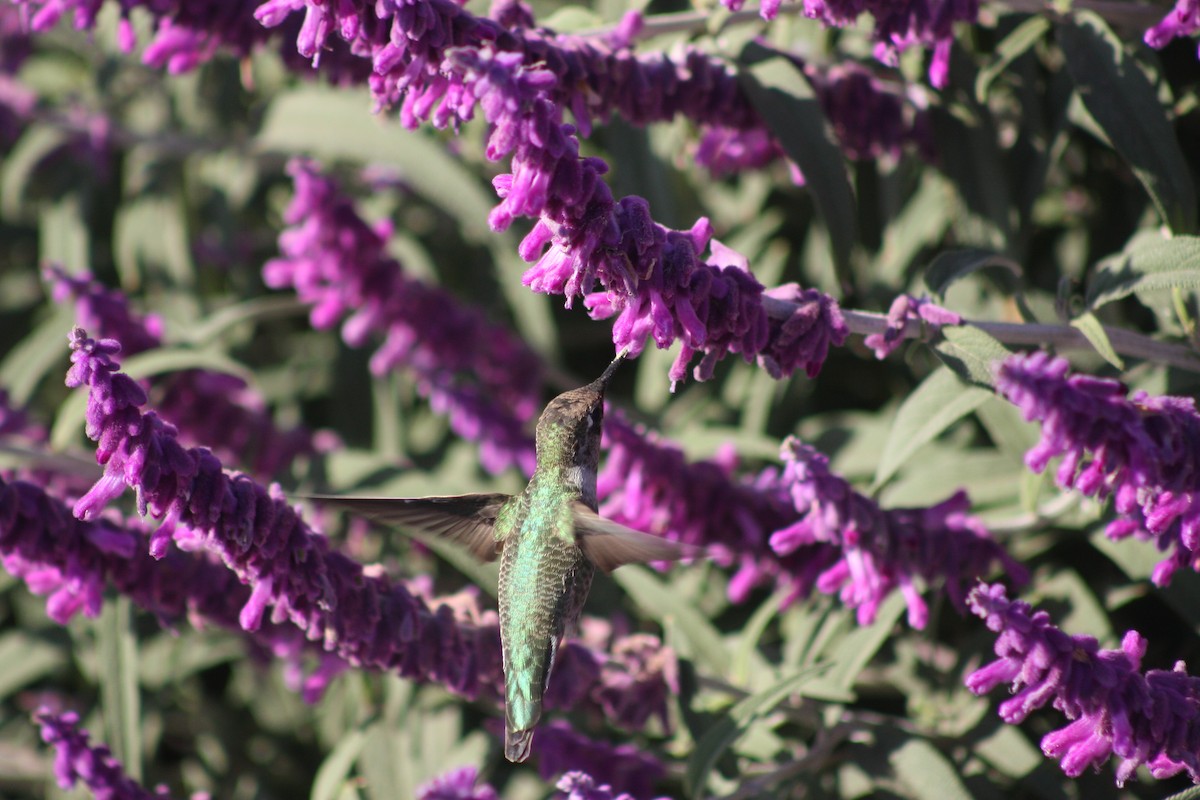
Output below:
[306,494,511,562]
[570,501,694,573]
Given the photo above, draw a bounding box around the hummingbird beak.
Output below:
[593,346,629,390]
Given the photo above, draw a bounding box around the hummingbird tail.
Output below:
[505,727,535,762]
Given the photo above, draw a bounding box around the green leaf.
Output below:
[924,249,1022,300]
[731,590,786,687]
[1086,235,1200,310]
[1164,785,1200,800]
[932,325,1012,388]
[1058,12,1198,234]
[975,16,1052,102]
[890,739,973,800]
[359,719,410,800]
[613,565,731,676]
[1069,312,1124,369]
[684,665,825,798]
[737,42,857,291]
[311,729,367,800]
[0,632,65,698]
[97,597,141,781]
[873,368,993,490]
[0,303,75,406]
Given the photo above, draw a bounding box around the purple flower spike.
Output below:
[417,766,498,800]
[967,583,1200,786]
[996,351,1200,585]
[265,160,539,474]
[863,294,960,360]
[34,708,172,799]
[771,438,1024,627]
[49,268,320,478]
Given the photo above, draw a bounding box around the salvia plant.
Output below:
[1,0,1199,797]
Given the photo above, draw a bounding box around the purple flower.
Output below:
[863,294,961,359]
[1145,0,1200,52]
[534,721,664,799]
[967,583,1200,786]
[61,328,674,731]
[996,351,1200,585]
[770,437,1024,627]
[34,708,173,798]
[416,766,498,800]
[554,771,670,800]
[264,160,540,474]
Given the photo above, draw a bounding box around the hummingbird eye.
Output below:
[587,403,603,430]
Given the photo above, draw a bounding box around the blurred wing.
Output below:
[307,493,510,562]
[571,501,694,573]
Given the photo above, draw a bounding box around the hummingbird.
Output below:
[310,351,689,762]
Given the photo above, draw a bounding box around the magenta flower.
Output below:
[417,766,498,800]
[35,708,172,799]
[968,583,1200,786]
[996,351,1200,585]
[1145,0,1200,53]
[770,437,1024,627]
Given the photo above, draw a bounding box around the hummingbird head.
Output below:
[534,350,626,490]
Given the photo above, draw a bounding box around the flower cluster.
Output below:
[534,722,665,800]
[14,0,369,81]
[555,771,670,800]
[34,708,173,799]
[63,328,674,730]
[265,160,540,474]
[725,0,982,88]
[864,293,961,360]
[417,766,498,800]
[996,351,1200,585]
[771,438,1025,627]
[967,583,1200,785]
[48,267,320,478]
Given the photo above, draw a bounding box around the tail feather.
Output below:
[505,726,535,762]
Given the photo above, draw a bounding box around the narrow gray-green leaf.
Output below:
[924,249,1022,300]
[1069,312,1124,368]
[1058,12,1198,233]
[0,632,64,698]
[0,304,75,406]
[891,739,973,800]
[933,325,1012,388]
[1086,235,1200,310]
[976,16,1051,102]
[614,565,730,676]
[731,589,786,687]
[97,596,141,781]
[873,368,992,491]
[738,42,857,291]
[311,729,367,800]
[684,665,825,799]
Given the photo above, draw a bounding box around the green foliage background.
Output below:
[2,1,1200,798]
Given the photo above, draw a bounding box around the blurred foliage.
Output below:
[2,1,1200,799]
